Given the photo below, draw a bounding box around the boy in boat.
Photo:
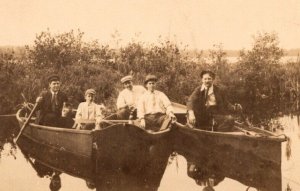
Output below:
[137,75,176,131]
[75,89,105,130]
[187,70,242,131]
[35,75,68,127]
[116,75,146,120]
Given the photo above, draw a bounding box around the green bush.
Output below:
[1,30,295,125]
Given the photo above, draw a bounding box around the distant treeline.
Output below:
[1,30,299,123]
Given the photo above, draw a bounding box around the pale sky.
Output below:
[0,0,300,49]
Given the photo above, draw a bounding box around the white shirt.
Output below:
[116,85,146,109]
[75,102,105,121]
[200,84,217,106]
[137,90,173,119]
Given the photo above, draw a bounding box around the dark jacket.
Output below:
[187,85,234,125]
[35,90,67,125]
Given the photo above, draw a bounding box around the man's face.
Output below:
[146,81,156,92]
[62,107,72,117]
[85,93,95,102]
[123,81,133,90]
[49,80,61,92]
[201,73,214,88]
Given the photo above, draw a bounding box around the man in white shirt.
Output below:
[116,75,146,119]
[137,75,176,131]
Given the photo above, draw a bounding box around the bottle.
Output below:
[128,113,133,125]
[61,102,67,117]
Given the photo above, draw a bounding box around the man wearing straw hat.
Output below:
[116,75,146,119]
[137,74,176,131]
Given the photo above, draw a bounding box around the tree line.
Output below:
[1,30,299,124]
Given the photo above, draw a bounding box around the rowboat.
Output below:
[171,103,287,165]
[15,106,174,175]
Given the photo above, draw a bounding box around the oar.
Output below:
[15,102,39,142]
[0,114,16,117]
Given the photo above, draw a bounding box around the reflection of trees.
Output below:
[0,117,19,159]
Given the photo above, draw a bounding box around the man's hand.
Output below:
[36,96,43,103]
[234,103,243,113]
[188,110,196,126]
[74,123,82,130]
[139,118,146,129]
[169,112,177,123]
[129,105,136,111]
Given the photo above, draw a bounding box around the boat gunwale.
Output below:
[16,109,172,136]
[177,125,287,142]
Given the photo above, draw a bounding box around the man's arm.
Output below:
[75,103,83,120]
[137,96,146,128]
[160,92,175,119]
[186,87,200,125]
[116,92,127,109]
[220,89,242,113]
[35,90,48,110]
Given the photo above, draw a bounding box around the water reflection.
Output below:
[0,116,18,159]
[184,146,282,191]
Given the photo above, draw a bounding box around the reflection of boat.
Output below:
[171,103,287,165]
[183,142,282,191]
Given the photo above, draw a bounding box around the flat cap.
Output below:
[85,89,96,96]
[200,70,216,79]
[144,74,157,84]
[47,75,60,83]
[120,75,133,83]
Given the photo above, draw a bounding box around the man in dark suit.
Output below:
[35,75,68,127]
[187,71,242,131]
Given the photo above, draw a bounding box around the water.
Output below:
[0,115,298,191]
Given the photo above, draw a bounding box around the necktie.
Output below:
[204,88,209,102]
[52,93,58,112]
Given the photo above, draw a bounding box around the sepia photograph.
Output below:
[0,0,299,190]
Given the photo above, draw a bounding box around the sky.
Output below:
[0,0,300,50]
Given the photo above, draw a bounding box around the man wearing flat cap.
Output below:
[116,75,146,119]
[35,75,68,127]
[137,75,176,131]
[187,70,242,131]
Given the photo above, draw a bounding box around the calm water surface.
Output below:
[0,115,298,191]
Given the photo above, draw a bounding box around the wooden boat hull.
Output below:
[172,125,286,167]
[17,109,94,158]
[16,108,173,177]
[17,135,95,180]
